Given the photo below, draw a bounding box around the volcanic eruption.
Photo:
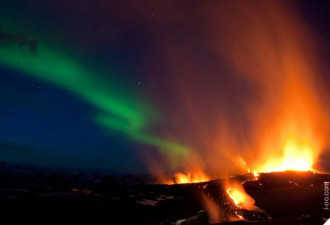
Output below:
[148,1,330,223]
[153,0,328,183]
[0,1,328,225]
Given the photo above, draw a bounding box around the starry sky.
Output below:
[0,0,329,173]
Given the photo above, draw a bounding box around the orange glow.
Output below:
[254,137,315,173]
[146,0,329,184]
[224,180,266,221]
[248,58,326,173]
[225,181,264,215]
[225,182,256,211]
[167,171,210,184]
[253,172,259,179]
[211,1,328,175]
[201,193,222,223]
[145,3,328,223]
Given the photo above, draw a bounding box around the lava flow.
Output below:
[225,181,263,213]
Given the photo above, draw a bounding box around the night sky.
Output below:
[0,0,329,173]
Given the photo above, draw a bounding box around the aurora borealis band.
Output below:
[0,0,193,171]
[0,35,188,163]
[0,0,329,173]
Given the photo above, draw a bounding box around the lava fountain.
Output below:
[146,0,329,182]
[165,171,210,184]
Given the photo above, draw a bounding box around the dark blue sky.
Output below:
[0,66,145,172]
[0,0,329,173]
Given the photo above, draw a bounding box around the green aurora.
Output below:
[0,33,189,166]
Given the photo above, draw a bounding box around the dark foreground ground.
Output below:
[0,163,329,224]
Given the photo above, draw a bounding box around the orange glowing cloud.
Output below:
[142,0,329,178]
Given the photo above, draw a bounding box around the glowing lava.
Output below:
[253,136,318,173]
[166,172,210,184]
[226,182,255,210]
[225,181,264,214]
[253,172,260,180]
